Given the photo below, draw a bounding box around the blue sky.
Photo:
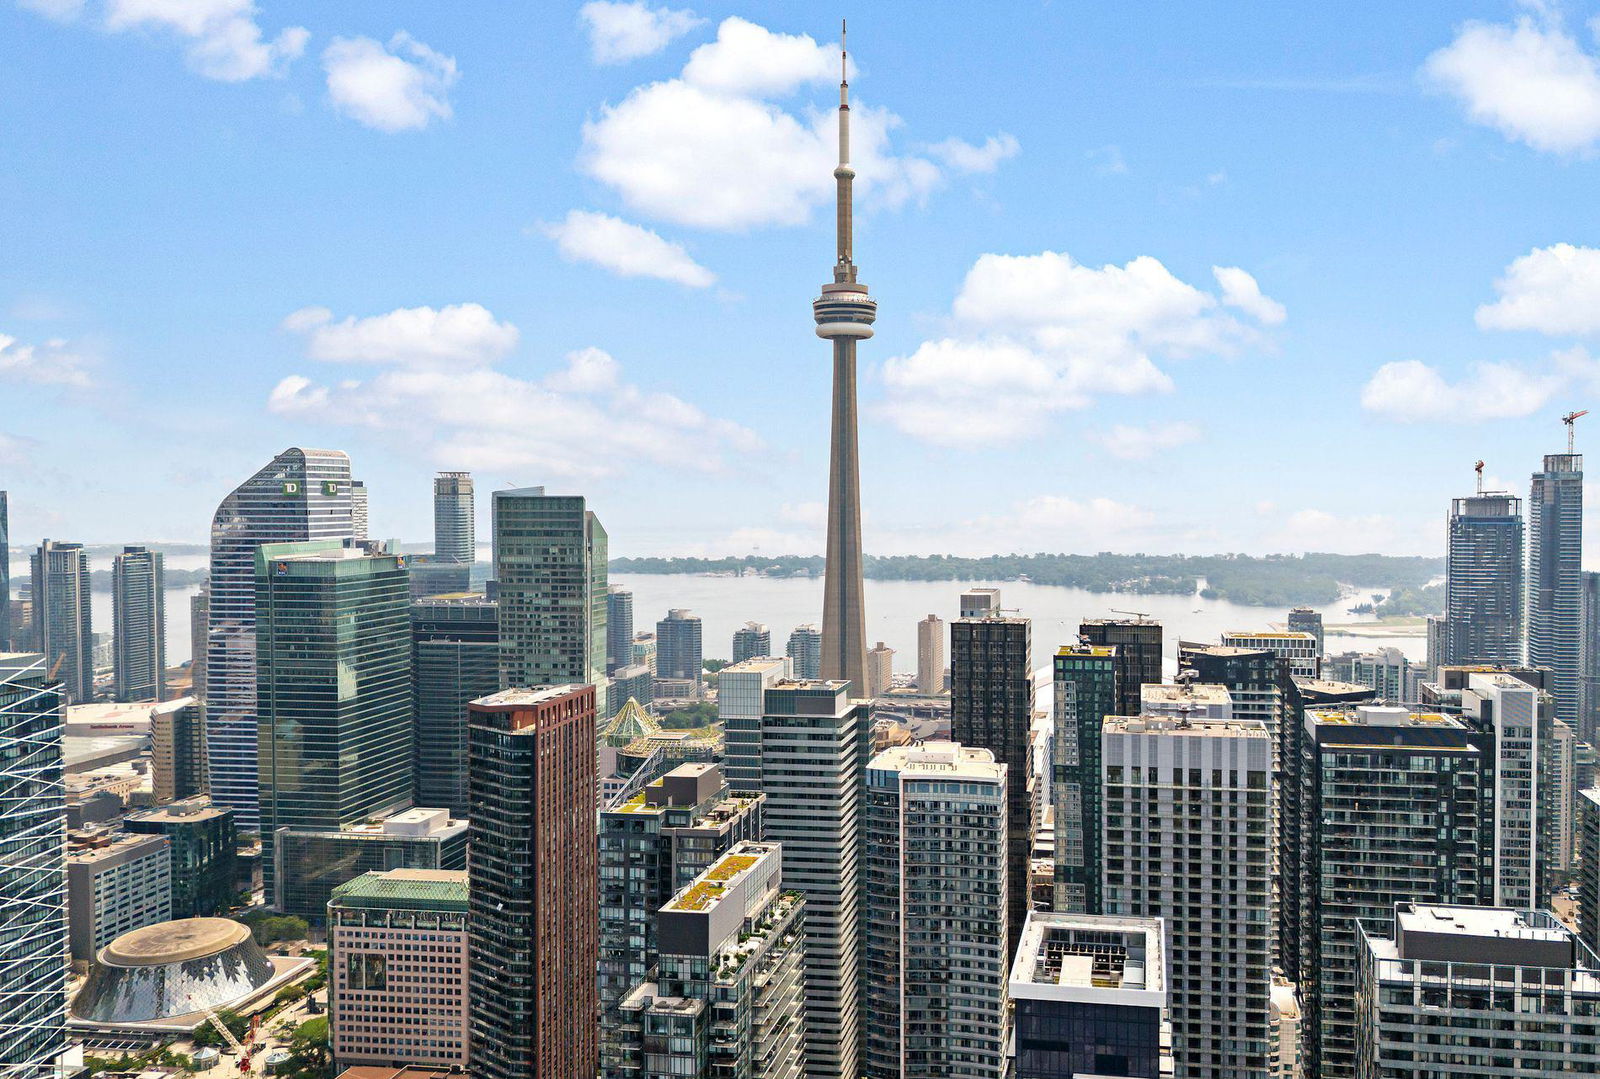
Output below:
[4,0,1600,560]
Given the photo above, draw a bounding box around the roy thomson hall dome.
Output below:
[73,917,305,1027]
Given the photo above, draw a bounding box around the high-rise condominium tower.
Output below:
[433,471,474,564]
[1081,618,1163,717]
[606,586,633,676]
[31,539,92,703]
[492,487,607,694]
[732,620,771,664]
[787,624,821,680]
[1445,492,1523,665]
[1529,451,1584,726]
[656,609,703,689]
[112,545,165,702]
[1052,643,1118,914]
[207,448,357,829]
[916,613,945,694]
[815,30,875,699]
[0,491,10,651]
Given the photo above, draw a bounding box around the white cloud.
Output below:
[0,433,35,467]
[17,0,85,20]
[1476,243,1600,334]
[879,250,1283,445]
[1086,144,1128,175]
[323,32,458,132]
[1268,507,1427,555]
[268,306,758,479]
[1359,357,1567,421]
[580,16,1013,230]
[1089,421,1203,460]
[281,303,518,367]
[1213,265,1286,325]
[1423,8,1600,153]
[0,333,96,389]
[926,133,1020,174]
[103,0,307,81]
[579,0,702,65]
[543,210,715,287]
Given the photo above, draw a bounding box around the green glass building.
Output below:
[255,541,414,905]
[1052,643,1118,914]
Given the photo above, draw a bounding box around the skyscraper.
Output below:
[1584,571,1600,745]
[468,685,599,1079]
[731,620,771,664]
[0,491,10,651]
[411,592,499,818]
[188,585,208,699]
[433,471,474,564]
[915,613,944,694]
[1445,492,1524,666]
[0,652,69,1079]
[492,486,607,694]
[1529,451,1584,726]
[1081,618,1162,717]
[31,539,92,703]
[207,448,357,829]
[350,479,368,541]
[815,32,875,700]
[951,613,1034,956]
[112,545,165,702]
[1052,643,1118,914]
[255,541,413,903]
[786,623,821,680]
[1460,671,1557,908]
[1286,606,1324,654]
[862,743,1009,1078]
[719,655,790,791]
[656,608,703,689]
[606,586,633,676]
[864,640,893,698]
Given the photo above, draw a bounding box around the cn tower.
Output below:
[814,22,875,697]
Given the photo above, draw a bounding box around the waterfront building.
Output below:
[111,545,165,702]
[432,472,474,564]
[410,592,498,817]
[1052,643,1118,914]
[915,613,945,694]
[732,621,771,664]
[32,539,92,703]
[1446,491,1524,666]
[657,608,704,691]
[1328,646,1415,703]
[1529,451,1584,728]
[1081,618,1163,716]
[1221,630,1319,679]
[960,588,1002,619]
[785,624,821,680]
[66,829,171,961]
[1286,607,1323,654]
[149,696,207,803]
[1425,614,1447,679]
[349,479,368,541]
[125,798,236,918]
[864,640,893,698]
[718,656,790,791]
[607,586,634,675]
[632,633,658,675]
[274,808,467,919]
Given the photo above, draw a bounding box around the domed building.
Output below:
[72,917,305,1028]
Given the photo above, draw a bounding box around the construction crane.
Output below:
[1564,410,1589,454]
[1110,608,1153,622]
[1474,460,1485,495]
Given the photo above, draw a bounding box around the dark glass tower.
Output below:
[1052,644,1118,915]
[31,539,92,703]
[255,541,413,903]
[951,614,1034,957]
[411,592,498,817]
[112,545,166,702]
[1080,618,1163,717]
[468,685,598,1079]
[655,608,703,688]
[1530,453,1584,727]
[1445,492,1523,665]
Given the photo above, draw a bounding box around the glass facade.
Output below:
[1053,645,1118,914]
[1014,999,1162,1079]
[30,540,92,704]
[1529,453,1584,727]
[411,594,499,817]
[606,587,633,676]
[1446,493,1524,666]
[656,610,703,687]
[1079,619,1163,718]
[112,545,166,702]
[274,822,467,920]
[125,802,238,919]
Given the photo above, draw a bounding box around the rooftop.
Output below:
[1309,705,1463,729]
[100,918,249,967]
[126,799,229,825]
[867,741,1004,781]
[1010,911,1166,1003]
[1142,683,1232,705]
[1103,715,1268,738]
[1222,630,1316,642]
[1057,643,1116,657]
[664,842,779,914]
[68,830,168,865]
[330,868,468,911]
[472,685,587,708]
[1397,904,1572,946]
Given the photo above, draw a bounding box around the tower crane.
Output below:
[1474,460,1485,495]
[1110,608,1153,622]
[1564,410,1589,454]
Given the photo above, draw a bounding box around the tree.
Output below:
[192,1008,248,1047]
[287,1016,329,1073]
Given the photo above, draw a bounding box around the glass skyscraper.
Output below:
[1445,492,1523,666]
[1529,453,1584,727]
[255,540,413,903]
[0,491,10,651]
[112,545,165,702]
[605,586,633,676]
[1052,643,1118,914]
[207,448,356,829]
[433,471,475,564]
[30,539,92,704]
[655,608,703,689]
[411,592,499,817]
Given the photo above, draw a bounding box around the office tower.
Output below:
[915,613,944,694]
[1009,912,1173,1079]
[0,653,69,1078]
[411,592,498,817]
[124,798,236,918]
[1081,618,1163,716]
[1053,643,1118,913]
[815,39,874,702]
[433,471,474,563]
[31,539,92,703]
[256,541,413,904]
[1581,788,1600,953]
[1584,571,1600,745]
[1445,491,1524,665]
[864,640,893,698]
[862,743,1008,1078]
[1102,715,1274,1079]
[1529,450,1584,727]
[493,487,608,695]
[1291,705,1491,1078]
[760,679,869,1079]
[613,842,807,1079]
[467,685,598,1079]
[1221,630,1319,679]
[1286,606,1323,654]
[111,545,166,702]
[719,656,790,790]
[606,586,634,675]
[786,624,821,680]
[0,492,9,651]
[598,765,764,1055]
[188,585,208,698]
[951,613,1034,955]
[329,868,470,1069]
[350,479,369,540]
[657,608,703,688]
[1356,904,1600,1078]
[732,620,771,664]
[207,447,357,829]
[150,696,207,803]
[66,830,172,961]
[274,807,467,918]
[1460,671,1555,907]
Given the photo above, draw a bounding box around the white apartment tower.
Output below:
[915,614,944,695]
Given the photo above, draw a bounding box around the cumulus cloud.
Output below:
[17,0,85,20]
[1214,265,1287,325]
[1423,6,1600,154]
[543,210,715,287]
[579,16,1013,230]
[1359,357,1568,421]
[1476,243,1600,334]
[323,32,457,132]
[281,303,518,366]
[579,0,702,65]
[926,133,1020,174]
[1089,421,1203,461]
[268,304,758,478]
[102,0,307,81]
[879,251,1283,445]
[0,333,96,389]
